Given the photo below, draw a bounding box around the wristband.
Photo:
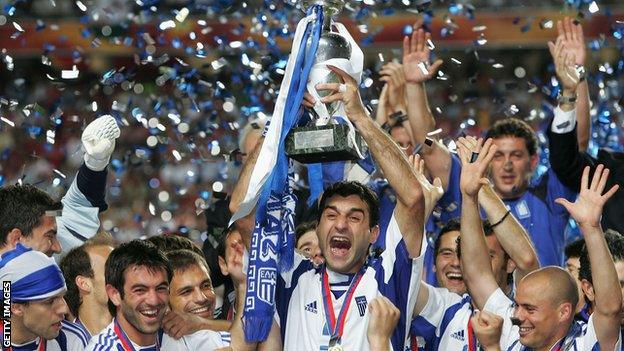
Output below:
[490,210,511,228]
[557,92,577,105]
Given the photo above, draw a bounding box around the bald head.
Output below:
[521,266,579,310]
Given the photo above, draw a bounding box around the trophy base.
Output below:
[285,124,365,164]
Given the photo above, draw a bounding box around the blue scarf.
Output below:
[243,5,323,342]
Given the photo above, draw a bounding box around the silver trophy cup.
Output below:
[285,0,365,164]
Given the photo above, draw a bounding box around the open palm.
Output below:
[555,165,619,229]
[410,154,444,221]
[403,23,443,84]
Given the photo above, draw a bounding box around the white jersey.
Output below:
[85,321,230,351]
[484,288,623,351]
[8,320,89,351]
[410,284,475,351]
[278,213,425,351]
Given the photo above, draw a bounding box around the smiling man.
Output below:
[86,240,232,351]
[167,249,216,320]
[0,244,89,350]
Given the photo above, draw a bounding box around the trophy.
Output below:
[285,0,366,164]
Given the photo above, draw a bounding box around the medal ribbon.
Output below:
[467,317,477,351]
[113,318,161,351]
[321,266,367,345]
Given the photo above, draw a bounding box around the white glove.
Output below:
[82,115,120,171]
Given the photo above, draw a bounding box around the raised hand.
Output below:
[317,65,368,123]
[457,136,497,198]
[548,36,580,92]
[379,62,407,114]
[555,165,619,229]
[402,21,443,84]
[557,17,586,66]
[470,310,503,351]
[367,296,400,351]
[409,154,444,221]
[81,115,120,171]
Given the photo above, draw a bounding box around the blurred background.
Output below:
[0,0,622,243]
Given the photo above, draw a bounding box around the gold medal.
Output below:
[328,346,343,351]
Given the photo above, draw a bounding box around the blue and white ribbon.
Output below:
[232,5,324,342]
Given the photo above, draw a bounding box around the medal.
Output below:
[321,265,367,350]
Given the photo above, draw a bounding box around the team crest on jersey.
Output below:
[515,200,530,219]
[355,296,367,317]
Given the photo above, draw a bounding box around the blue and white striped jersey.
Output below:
[7,320,89,351]
[410,284,475,351]
[277,212,425,351]
[484,288,622,351]
[85,321,230,351]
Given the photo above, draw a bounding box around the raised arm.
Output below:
[478,184,539,280]
[456,137,500,309]
[553,17,590,151]
[318,65,425,258]
[57,115,120,255]
[379,62,414,142]
[229,137,264,249]
[402,23,452,191]
[554,165,621,350]
[547,26,594,192]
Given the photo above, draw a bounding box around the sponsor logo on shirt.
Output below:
[450,329,465,342]
[305,301,318,314]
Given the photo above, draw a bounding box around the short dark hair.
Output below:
[579,229,624,284]
[485,118,539,156]
[146,234,203,256]
[105,240,172,316]
[317,181,380,228]
[166,249,210,274]
[434,219,461,257]
[564,239,585,260]
[295,221,317,247]
[0,184,62,246]
[60,244,93,317]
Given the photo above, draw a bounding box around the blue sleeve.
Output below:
[76,163,108,212]
[374,213,426,351]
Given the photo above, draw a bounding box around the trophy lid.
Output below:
[301,0,345,17]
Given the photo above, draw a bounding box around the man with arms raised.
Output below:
[230,64,439,350]
[403,21,583,267]
[0,244,89,350]
[457,135,621,350]
[409,135,539,350]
